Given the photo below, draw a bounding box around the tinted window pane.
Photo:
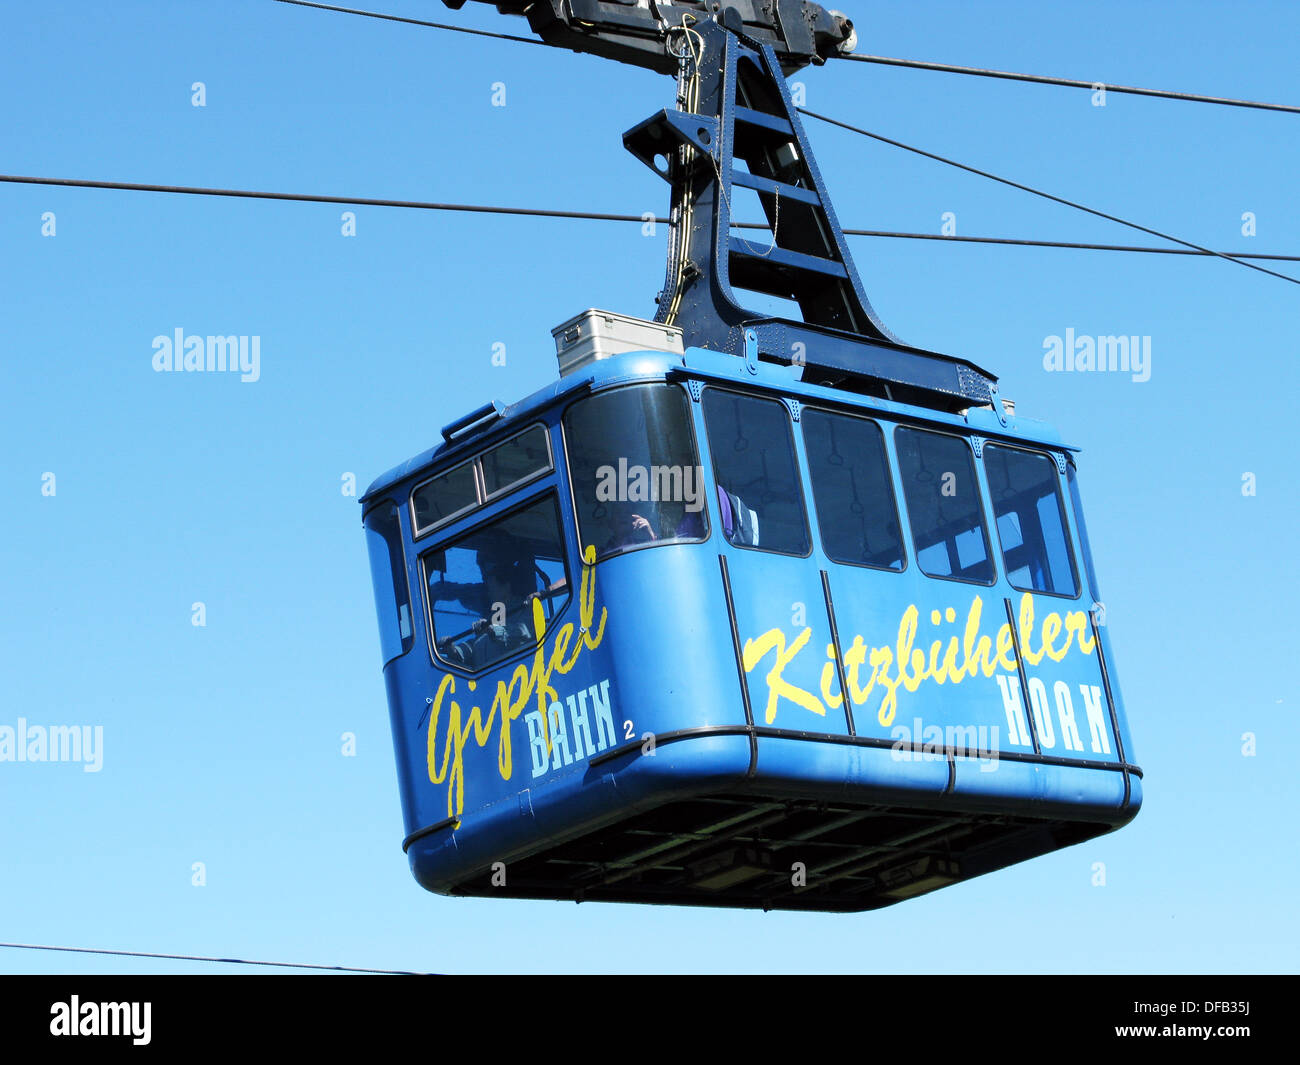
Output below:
[424,496,570,672]
[412,460,479,535]
[564,384,707,560]
[703,391,809,556]
[803,409,904,570]
[363,502,414,665]
[482,425,552,497]
[1066,463,1101,602]
[895,427,993,583]
[985,445,1078,596]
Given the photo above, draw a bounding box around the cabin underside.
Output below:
[443,793,1113,911]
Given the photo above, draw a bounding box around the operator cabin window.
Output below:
[702,390,810,556]
[563,384,709,561]
[423,494,571,672]
[895,427,994,584]
[802,409,906,571]
[984,445,1079,598]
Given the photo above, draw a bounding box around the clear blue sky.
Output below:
[1,0,1295,974]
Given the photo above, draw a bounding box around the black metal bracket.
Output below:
[626,18,998,411]
[441,0,857,75]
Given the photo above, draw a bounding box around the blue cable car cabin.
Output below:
[360,7,1140,909]
[361,333,1141,911]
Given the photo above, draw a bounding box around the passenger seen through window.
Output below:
[564,384,708,560]
[424,495,570,671]
[702,390,810,555]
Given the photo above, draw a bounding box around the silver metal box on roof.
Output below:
[551,308,684,376]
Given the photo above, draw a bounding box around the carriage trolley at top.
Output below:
[359,8,1140,911]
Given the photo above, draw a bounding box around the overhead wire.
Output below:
[831,229,1300,262]
[272,0,544,46]
[264,0,1300,286]
[840,53,1300,114]
[0,940,429,975]
[797,108,1300,286]
[0,173,651,222]
[273,0,1300,116]
[3,173,1294,262]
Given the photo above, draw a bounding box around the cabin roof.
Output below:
[360,347,1071,506]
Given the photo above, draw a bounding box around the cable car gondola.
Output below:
[361,2,1140,910]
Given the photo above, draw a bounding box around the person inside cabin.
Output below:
[601,501,658,553]
[675,485,758,547]
[674,507,704,539]
[429,542,539,666]
[674,487,712,540]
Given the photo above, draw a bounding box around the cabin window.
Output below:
[702,390,810,556]
[411,460,479,535]
[411,425,554,537]
[563,384,708,561]
[983,444,1079,597]
[803,409,905,571]
[895,427,994,584]
[423,494,571,672]
[363,502,415,665]
[481,424,552,499]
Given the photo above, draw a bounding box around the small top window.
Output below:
[410,425,554,537]
[895,426,994,584]
[481,425,551,499]
[412,460,479,535]
[703,390,810,556]
[984,445,1079,597]
[803,409,905,571]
